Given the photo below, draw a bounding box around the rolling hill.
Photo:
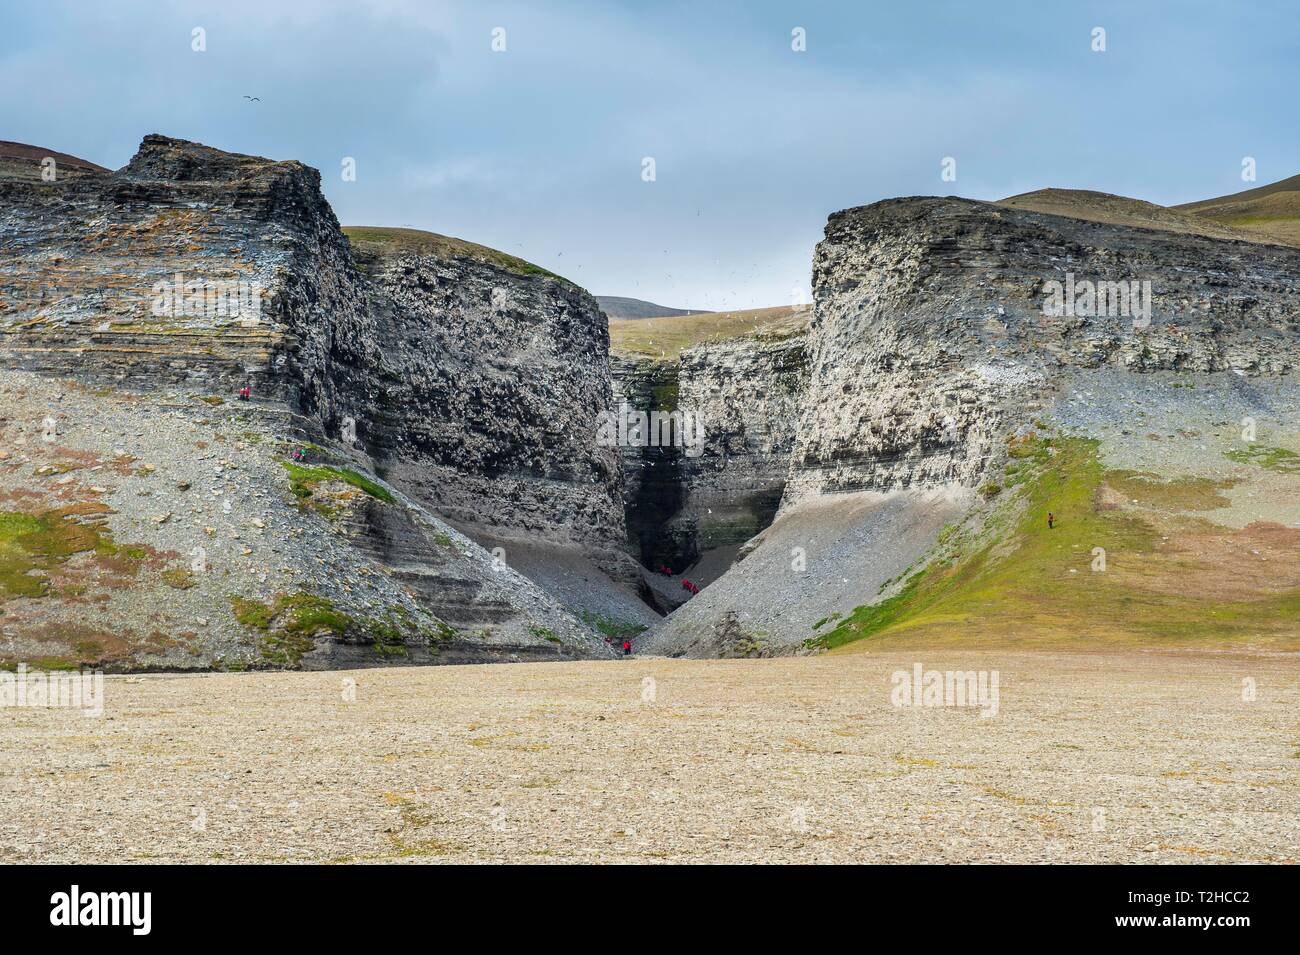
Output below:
[0,140,109,182]
[595,295,700,319]
[608,304,809,359]
[1172,173,1300,246]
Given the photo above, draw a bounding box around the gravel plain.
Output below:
[2,649,1295,863]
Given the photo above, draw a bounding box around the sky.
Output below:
[2,0,1298,310]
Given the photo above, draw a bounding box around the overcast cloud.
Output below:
[3,0,1297,309]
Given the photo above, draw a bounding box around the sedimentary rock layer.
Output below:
[0,135,634,664]
[787,196,1300,503]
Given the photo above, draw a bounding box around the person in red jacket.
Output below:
[622,639,632,656]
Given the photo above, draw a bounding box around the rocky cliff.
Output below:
[0,134,373,414]
[344,227,630,575]
[611,327,808,598]
[0,135,630,667]
[787,196,1300,504]
[648,195,1300,656]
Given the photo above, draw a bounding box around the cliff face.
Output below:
[345,229,629,573]
[611,331,808,581]
[787,196,1300,504]
[0,135,378,423]
[648,196,1300,657]
[0,135,629,666]
[610,356,686,571]
[673,334,808,551]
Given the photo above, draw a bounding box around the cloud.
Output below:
[1,0,1297,308]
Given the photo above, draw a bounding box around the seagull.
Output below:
[243,95,261,102]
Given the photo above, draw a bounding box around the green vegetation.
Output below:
[651,378,680,412]
[817,433,1300,651]
[1225,445,1300,474]
[1176,184,1300,247]
[578,611,648,640]
[0,507,122,600]
[368,609,454,657]
[342,226,572,283]
[282,461,395,516]
[230,591,353,665]
[1105,470,1237,510]
[529,625,561,644]
[608,305,810,359]
[161,568,197,590]
[996,188,1266,245]
[231,592,454,664]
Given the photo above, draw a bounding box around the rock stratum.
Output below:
[646,194,1300,656]
[0,135,631,669]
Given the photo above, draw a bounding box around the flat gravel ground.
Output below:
[2,650,1296,863]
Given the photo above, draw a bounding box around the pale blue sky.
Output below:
[3,0,1297,308]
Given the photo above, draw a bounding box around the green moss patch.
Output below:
[231,592,454,665]
[282,461,396,516]
[578,611,649,640]
[0,507,125,600]
[1225,445,1300,474]
[1104,470,1237,511]
[161,568,197,590]
[231,591,353,665]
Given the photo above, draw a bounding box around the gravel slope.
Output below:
[644,488,970,656]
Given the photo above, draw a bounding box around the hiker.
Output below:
[681,579,699,596]
[622,639,632,656]
[1047,511,1055,530]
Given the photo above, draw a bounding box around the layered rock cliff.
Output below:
[787,196,1300,503]
[344,228,629,575]
[0,135,630,666]
[0,134,375,415]
[648,195,1300,656]
[610,328,808,591]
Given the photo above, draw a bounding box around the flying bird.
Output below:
[243,95,260,102]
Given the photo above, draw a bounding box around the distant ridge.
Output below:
[0,140,109,182]
[1172,173,1300,247]
[596,295,699,320]
[998,174,1300,248]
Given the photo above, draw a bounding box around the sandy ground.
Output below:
[1,649,1296,864]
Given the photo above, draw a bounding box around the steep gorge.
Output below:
[5,134,1300,667]
[610,327,809,604]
